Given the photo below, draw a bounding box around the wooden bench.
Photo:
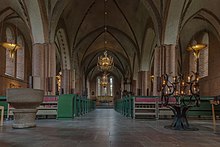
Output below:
[132,97,176,119]
[186,97,214,117]
[8,96,58,119]
[210,100,220,125]
[0,96,9,119]
[0,106,4,126]
[36,96,58,118]
[157,98,176,119]
[133,97,157,119]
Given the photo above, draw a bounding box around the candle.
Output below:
[176,90,179,95]
[188,89,191,95]
[188,76,190,82]
[181,90,184,95]
[163,80,166,85]
[193,87,196,92]
[182,81,185,86]
[168,87,171,93]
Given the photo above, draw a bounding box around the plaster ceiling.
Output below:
[56,0,154,80]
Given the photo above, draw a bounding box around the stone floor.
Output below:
[0,109,220,147]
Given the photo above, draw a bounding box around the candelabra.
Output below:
[161,72,200,130]
[161,41,206,130]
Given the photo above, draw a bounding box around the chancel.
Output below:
[0,0,220,146]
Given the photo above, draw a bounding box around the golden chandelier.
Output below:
[97,51,114,71]
[100,72,109,87]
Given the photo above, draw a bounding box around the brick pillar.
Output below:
[32,43,56,95]
[123,77,131,93]
[132,79,136,95]
[137,71,151,96]
[152,45,177,96]
[32,43,45,91]
[62,69,71,94]
[138,71,142,95]
[153,46,161,96]
[47,43,56,95]
[164,44,177,76]
[71,69,76,93]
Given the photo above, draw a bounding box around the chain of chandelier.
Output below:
[97,0,114,87]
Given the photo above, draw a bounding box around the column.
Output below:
[164,44,177,76]
[145,71,151,96]
[62,69,71,94]
[153,46,161,96]
[138,71,151,96]
[74,69,82,95]
[32,43,56,95]
[132,79,136,95]
[47,43,56,95]
[32,43,45,91]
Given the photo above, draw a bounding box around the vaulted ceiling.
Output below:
[54,0,159,81]
[1,0,220,83]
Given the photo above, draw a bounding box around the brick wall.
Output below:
[0,44,32,96]
[199,34,220,96]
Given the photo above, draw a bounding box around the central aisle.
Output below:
[0,109,219,147]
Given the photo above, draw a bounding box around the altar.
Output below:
[96,96,114,106]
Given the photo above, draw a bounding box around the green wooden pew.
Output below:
[0,96,8,119]
[57,94,95,120]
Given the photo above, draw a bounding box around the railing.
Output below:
[115,96,134,118]
[0,94,96,120]
[114,96,218,119]
[57,94,96,120]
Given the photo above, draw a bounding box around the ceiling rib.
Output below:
[72,0,96,50]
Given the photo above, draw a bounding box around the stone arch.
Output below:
[5,26,15,76]
[25,0,45,43]
[140,28,156,71]
[140,0,162,45]
[163,0,186,45]
[55,28,71,70]
[179,8,220,75]
[187,32,209,78]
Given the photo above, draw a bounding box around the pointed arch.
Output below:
[5,26,15,76]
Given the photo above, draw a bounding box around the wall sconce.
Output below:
[0,42,21,59]
[150,75,154,82]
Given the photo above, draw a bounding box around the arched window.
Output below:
[16,35,25,80]
[110,77,113,96]
[5,27,15,76]
[189,33,209,78]
[97,77,101,96]
[97,76,114,96]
